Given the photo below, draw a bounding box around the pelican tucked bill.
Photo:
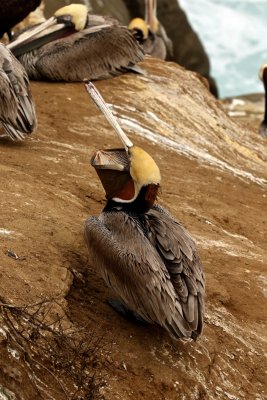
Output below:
[9,4,144,82]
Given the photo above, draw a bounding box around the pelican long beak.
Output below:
[7,16,58,50]
[145,0,158,33]
[7,4,89,56]
[84,81,133,151]
[7,15,77,57]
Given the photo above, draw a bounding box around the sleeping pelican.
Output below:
[83,81,205,340]
[11,4,144,82]
[259,63,267,138]
[128,0,172,60]
[0,43,36,140]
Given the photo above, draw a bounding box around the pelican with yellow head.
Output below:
[128,0,172,60]
[9,3,144,81]
[83,81,205,340]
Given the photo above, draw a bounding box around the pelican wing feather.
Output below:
[145,204,205,336]
[18,25,144,81]
[84,207,204,340]
[0,43,36,140]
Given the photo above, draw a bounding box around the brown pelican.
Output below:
[11,4,144,82]
[0,43,36,141]
[83,81,205,340]
[259,63,267,138]
[0,0,41,40]
[128,0,172,60]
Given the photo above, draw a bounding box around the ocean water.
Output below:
[179,0,267,98]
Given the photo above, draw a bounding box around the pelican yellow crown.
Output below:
[128,17,149,39]
[54,4,88,31]
[129,145,161,190]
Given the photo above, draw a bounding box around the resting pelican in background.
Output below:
[0,43,36,141]
[83,82,205,340]
[11,4,144,82]
[259,63,267,138]
[128,0,172,60]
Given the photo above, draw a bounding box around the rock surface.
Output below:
[0,58,266,399]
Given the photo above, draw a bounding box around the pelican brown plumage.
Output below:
[0,43,36,141]
[11,4,144,82]
[83,82,205,340]
[128,0,172,60]
[259,63,267,138]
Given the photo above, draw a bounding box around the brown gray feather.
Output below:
[84,204,205,340]
[17,25,144,81]
[0,43,36,140]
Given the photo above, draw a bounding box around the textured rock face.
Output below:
[0,58,266,399]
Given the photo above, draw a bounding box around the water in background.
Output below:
[179,0,267,98]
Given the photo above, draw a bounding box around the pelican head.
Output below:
[84,81,161,210]
[7,3,88,56]
[128,18,149,42]
[54,4,88,31]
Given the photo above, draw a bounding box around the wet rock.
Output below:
[0,58,266,399]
